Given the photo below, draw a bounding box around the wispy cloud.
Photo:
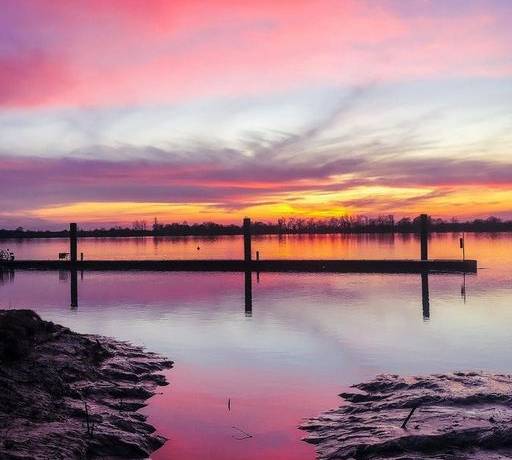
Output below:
[1,131,511,225]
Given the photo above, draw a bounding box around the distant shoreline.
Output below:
[1,228,511,240]
[2,215,511,239]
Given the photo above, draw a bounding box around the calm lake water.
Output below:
[1,233,511,459]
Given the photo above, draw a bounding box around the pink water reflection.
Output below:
[1,233,512,459]
[147,365,339,460]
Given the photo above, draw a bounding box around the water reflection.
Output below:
[421,273,430,320]
[55,267,465,323]
[5,232,509,262]
[244,270,252,317]
[70,268,78,309]
[0,269,15,285]
[60,268,256,314]
[461,273,467,303]
[2,232,511,460]
[4,265,511,460]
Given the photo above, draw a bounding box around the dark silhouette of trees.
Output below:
[0,215,511,239]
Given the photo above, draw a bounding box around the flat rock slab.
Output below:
[301,372,512,459]
[0,309,173,459]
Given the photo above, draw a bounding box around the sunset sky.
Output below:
[1,0,511,229]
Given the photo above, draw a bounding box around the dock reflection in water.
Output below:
[245,270,252,317]
[422,273,430,320]
[0,269,15,285]
[63,267,462,323]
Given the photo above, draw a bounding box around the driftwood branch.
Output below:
[401,404,420,429]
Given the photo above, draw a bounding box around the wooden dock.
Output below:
[1,258,476,273]
[0,217,478,274]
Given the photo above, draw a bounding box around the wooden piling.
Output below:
[70,223,77,264]
[243,218,252,263]
[420,214,428,261]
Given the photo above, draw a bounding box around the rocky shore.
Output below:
[301,372,512,459]
[0,309,173,459]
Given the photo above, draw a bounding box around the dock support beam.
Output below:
[243,218,252,264]
[70,223,77,265]
[420,214,428,261]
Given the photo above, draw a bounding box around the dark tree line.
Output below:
[0,215,511,239]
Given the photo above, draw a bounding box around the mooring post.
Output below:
[243,217,252,264]
[70,223,77,265]
[420,214,428,261]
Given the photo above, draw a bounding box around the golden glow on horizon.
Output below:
[20,184,512,225]
[28,202,223,223]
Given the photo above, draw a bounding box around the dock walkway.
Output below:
[2,258,477,273]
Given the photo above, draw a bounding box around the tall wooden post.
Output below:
[420,214,428,261]
[70,223,77,264]
[243,218,252,263]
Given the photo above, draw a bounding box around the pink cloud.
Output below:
[1,0,510,108]
[0,53,72,106]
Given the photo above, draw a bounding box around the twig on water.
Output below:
[232,426,253,440]
[401,404,420,429]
